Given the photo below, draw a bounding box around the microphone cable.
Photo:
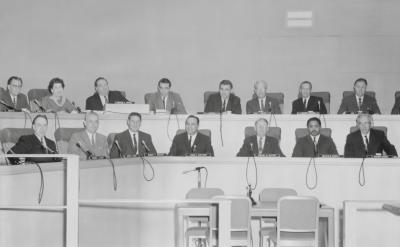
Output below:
[27,161,44,204]
[203,166,208,188]
[219,110,224,147]
[23,110,33,129]
[106,158,118,191]
[318,100,327,128]
[246,149,258,192]
[268,102,278,127]
[166,107,180,142]
[306,156,318,190]
[359,157,366,186]
[139,155,155,181]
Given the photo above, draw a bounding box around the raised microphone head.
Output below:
[33,100,46,112]
[192,144,197,154]
[141,140,150,153]
[76,142,94,159]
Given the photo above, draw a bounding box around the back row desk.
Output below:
[0,112,399,156]
[1,157,399,247]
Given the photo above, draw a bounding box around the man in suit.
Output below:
[291,81,327,114]
[391,95,400,114]
[8,115,59,164]
[292,117,338,157]
[169,115,214,156]
[344,114,397,158]
[110,112,157,158]
[246,80,281,114]
[68,111,109,160]
[0,76,30,112]
[237,118,284,157]
[204,80,242,114]
[85,77,130,111]
[337,78,381,114]
[147,78,187,114]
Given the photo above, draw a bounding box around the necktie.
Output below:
[358,97,362,111]
[132,134,137,154]
[189,135,192,147]
[162,97,166,109]
[13,97,16,107]
[260,99,265,112]
[364,136,369,151]
[303,99,307,110]
[222,100,226,112]
[91,134,95,146]
[313,136,317,154]
[258,137,263,155]
[41,138,48,154]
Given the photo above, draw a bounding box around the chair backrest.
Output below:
[295,128,332,140]
[350,126,388,136]
[185,188,224,199]
[120,91,126,98]
[343,91,376,99]
[144,92,155,104]
[54,128,85,154]
[278,196,319,247]
[107,133,117,147]
[176,129,211,138]
[244,126,281,141]
[213,195,251,232]
[395,91,400,100]
[204,91,217,105]
[27,88,50,102]
[252,92,285,113]
[0,128,34,152]
[259,188,297,202]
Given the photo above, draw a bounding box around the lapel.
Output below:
[192,133,200,148]
[368,130,375,152]
[93,93,103,109]
[254,98,261,112]
[4,91,12,106]
[351,95,359,110]
[307,96,315,111]
[124,130,135,153]
[184,132,191,151]
[82,131,92,148]
[262,135,269,153]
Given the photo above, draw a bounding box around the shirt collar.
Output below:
[310,134,320,143]
[129,130,139,136]
[188,132,197,140]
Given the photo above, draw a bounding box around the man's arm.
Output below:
[344,135,354,157]
[291,141,303,157]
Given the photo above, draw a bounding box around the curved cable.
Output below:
[28,161,44,204]
[106,158,118,191]
[140,156,155,181]
[219,112,224,147]
[359,157,366,186]
[246,155,258,191]
[306,157,318,190]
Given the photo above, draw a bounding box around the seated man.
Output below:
[291,81,327,114]
[344,114,397,158]
[204,80,242,114]
[0,76,30,111]
[110,112,157,158]
[338,78,381,114]
[246,80,281,114]
[237,118,284,157]
[292,117,338,157]
[8,115,59,164]
[68,111,109,160]
[86,77,129,111]
[169,115,214,156]
[391,95,400,114]
[147,78,187,114]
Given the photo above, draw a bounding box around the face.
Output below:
[96,79,109,96]
[357,116,371,134]
[158,82,170,98]
[127,115,141,132]
[307,120,321,136]
[219,84,232,100]
[254,82,266,99]
[85,114,99,134]
[33,117,48,138]
[8,79,22,97]
[51,83,64,97]
[185,117,199,135]
[300,83,311,98]
[354,81,366,97]
[255,120,269,137]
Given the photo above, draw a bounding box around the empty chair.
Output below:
[0,128,34,153]
[244,126,281,141]
[183,188,224,247]
[259,188,298,247]
[268,196,320,247]
[395,91,400,100]
[144,92,154,104]
[176,129,211,138]
[295,128,332,141]
[54,128,85,154]
[349,126,387,136]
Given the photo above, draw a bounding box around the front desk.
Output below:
[1,157,399,247]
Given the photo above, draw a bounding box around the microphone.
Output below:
[33,100,46,112]
[72,102,82,113]
[317,100,321,112]
[41,143,56,154]
[249,142,255,156]
[192,144,198,155]
[268,101,272,113]
[76,142,94,159]
[0,99,21,112]
[114,140,123,158]
[141,140,151,155]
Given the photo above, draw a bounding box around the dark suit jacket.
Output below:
[85,91,128,111]
[8,134,59,164]
[291,96,327,114]
[0,90,30,111]
[391,97,400,114]
[344,129,397,158]
[292,134,338,157]
[168,132,214,156]
[246,96,281,114]
[109,130,156,158]
[337,94,381,114]
[148,91,187,114]
[204,93,242,114]
[237,135,284,157]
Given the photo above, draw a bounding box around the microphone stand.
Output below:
[246,142,257,206]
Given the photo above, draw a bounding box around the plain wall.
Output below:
[0,0,399,113]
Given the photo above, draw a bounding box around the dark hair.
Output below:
[186,115,200,125]
[7,76,23,86]
[219,80,233,89]
[48,77,65,93]
[354,78,367,86]
[158,78,171,87]
[128,112,142,121]
[307,117,321,127]
[300,81,312,89]
[32,114,48,125]
[94,77,108,87]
